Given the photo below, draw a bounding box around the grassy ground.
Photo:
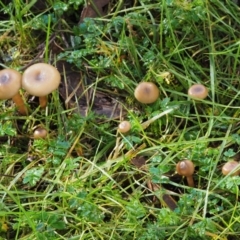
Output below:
[0,0,240,239]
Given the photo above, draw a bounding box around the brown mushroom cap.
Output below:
[22,63,61,96]
[176,160,195,177]
[188,84,208,100]
[33,127,48,139]
[0,69,21,100]
[134,82,160,104]
[222,161,239,176]
[118,121,131,133]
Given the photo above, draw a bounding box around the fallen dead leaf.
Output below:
[131,156,147,170]
[57,61,123,119]
[80,0,110,23]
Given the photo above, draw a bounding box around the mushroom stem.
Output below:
[12,93,28,115]
[39,96,48,108]
[186,176,194,187]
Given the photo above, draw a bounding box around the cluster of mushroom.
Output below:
[123,80,237,190]
[176,159,240,188]
[0,63,61,115]
[118,81,208,132]
[118,82,160,134]
[133,81,209,103]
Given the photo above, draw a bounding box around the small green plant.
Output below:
[23,167,45,187]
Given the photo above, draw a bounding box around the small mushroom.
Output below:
[188,84,208,100]
[22,63,61,108]
[0,69,28,115]
[176,160,195,187]
[33,127,48,139]
[134,82,160,104]
[118,120,131,133]
[222,161,239,176]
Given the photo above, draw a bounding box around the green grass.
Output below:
[0,0,240,239]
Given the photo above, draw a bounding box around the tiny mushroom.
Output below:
[222,160,239,176]
[0,68,28,115]
[118,120,131,133]
[134,82,160,104]
[22,63,61,108]
[176,160,195,187]
[33,127,48,139]
[188,84,208,100]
